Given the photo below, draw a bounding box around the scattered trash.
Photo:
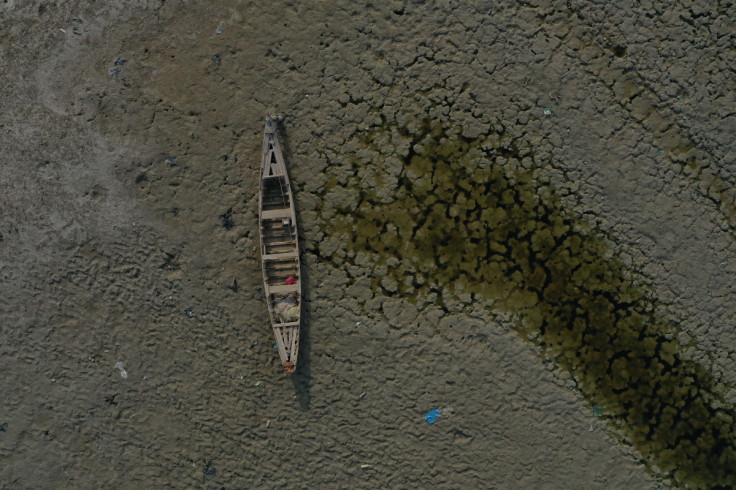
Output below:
[273,343,278,350]
[360,464,372,469]
[255,381,262,387]
[593,405,603,417]
[425,409,441,424]
[114,361,128,379]
[211,54,221,66]
[203,459,216,479]
[166,156,178,167]
[186,309,193,318]
[216,26,222,35]
[355,321,361,327]
[285,275,295,285]
[359,392,366,399]
[108,66,120,79]
[266,420,271,428]
[0,422,7,432]
[220,208,235,229]
[114,58,127,66]
[657,148,663,155]
[274,293,298,322]
[543,107,552,115]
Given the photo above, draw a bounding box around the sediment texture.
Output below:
[1,0,734,487]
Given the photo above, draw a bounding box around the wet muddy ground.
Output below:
[1,1,735,487]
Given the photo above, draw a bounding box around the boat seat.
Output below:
[264,238,295,244]
[261,208,292,220]
[268,283,299,294]
[262,251,298,261]
[274,321,300,327]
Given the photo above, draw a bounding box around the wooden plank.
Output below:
[274,321,300,327]
[261,208,292,220]
[268,283,299,294]
[262,251,298,261]
[263,240,295,247]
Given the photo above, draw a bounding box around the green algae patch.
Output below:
[316,116,736,487]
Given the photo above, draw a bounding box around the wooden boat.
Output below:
[259,117,301,374]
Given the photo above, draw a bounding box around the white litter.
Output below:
[114,361,128,379]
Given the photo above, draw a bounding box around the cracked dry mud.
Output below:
[1,1,735,488]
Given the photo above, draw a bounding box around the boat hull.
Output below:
[258,118,301,374]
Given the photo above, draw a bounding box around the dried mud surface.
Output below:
[1,1,734,488]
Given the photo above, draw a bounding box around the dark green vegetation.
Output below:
[317,116,736,487]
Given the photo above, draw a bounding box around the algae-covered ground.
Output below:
[1,1,735,488]
[322,114,735,486]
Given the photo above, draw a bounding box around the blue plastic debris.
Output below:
[216,27,222,35]
[425,409,441,424]
[273,343,278,350]
[543,108,552,115]
[593,405,603,418]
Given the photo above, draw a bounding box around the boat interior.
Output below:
[260,176,300,312]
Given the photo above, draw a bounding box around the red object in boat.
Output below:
[285,276,295,285]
